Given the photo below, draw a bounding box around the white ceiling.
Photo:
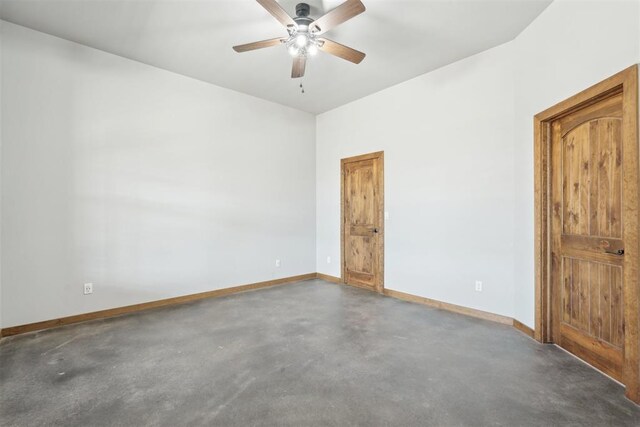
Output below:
[0,0,552,114]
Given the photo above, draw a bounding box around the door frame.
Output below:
[341,151,385,293]
[534,65,639,402]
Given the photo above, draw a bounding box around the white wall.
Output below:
[2,1,638,331]
[1,22,316,328]
[316,0,640,325]
[317,43,517,318]
[512,0,640,327]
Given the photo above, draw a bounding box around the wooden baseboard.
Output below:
[512,318,535,339]
[315,273,343,284]
[384,288,513,325]
[318,278,530,332]
[1,273,538,342]
[0,273,317,338]
[319,279,539,337]
[384,288,536,338]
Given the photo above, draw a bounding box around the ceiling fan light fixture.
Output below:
[295,33,308,47]
[286,29,316,57]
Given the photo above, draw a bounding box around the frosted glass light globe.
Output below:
[295,34,308,47]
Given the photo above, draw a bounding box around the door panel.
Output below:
[342,153,383,291]
[551,93,625,381]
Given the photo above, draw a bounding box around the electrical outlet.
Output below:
[475,281,482,292]
[84,283,93,295]
[275,259,281,268]
[327,256,331,264]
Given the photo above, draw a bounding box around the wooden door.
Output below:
[341,152,384,292]
[550,93,626,381]
[536,66,639,402]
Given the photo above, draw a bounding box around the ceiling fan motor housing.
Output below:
[294,3,314,30]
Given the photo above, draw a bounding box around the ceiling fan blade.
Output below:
[291,56,306,78]
[311,0,365,35]
[233,37,284,53]
[318,38,365,64]
[256,0,296,28]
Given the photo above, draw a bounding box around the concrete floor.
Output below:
[1,279,639,426]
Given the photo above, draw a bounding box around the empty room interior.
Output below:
[1,0,640,425]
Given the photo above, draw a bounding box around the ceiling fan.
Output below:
[233,0,366,78]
